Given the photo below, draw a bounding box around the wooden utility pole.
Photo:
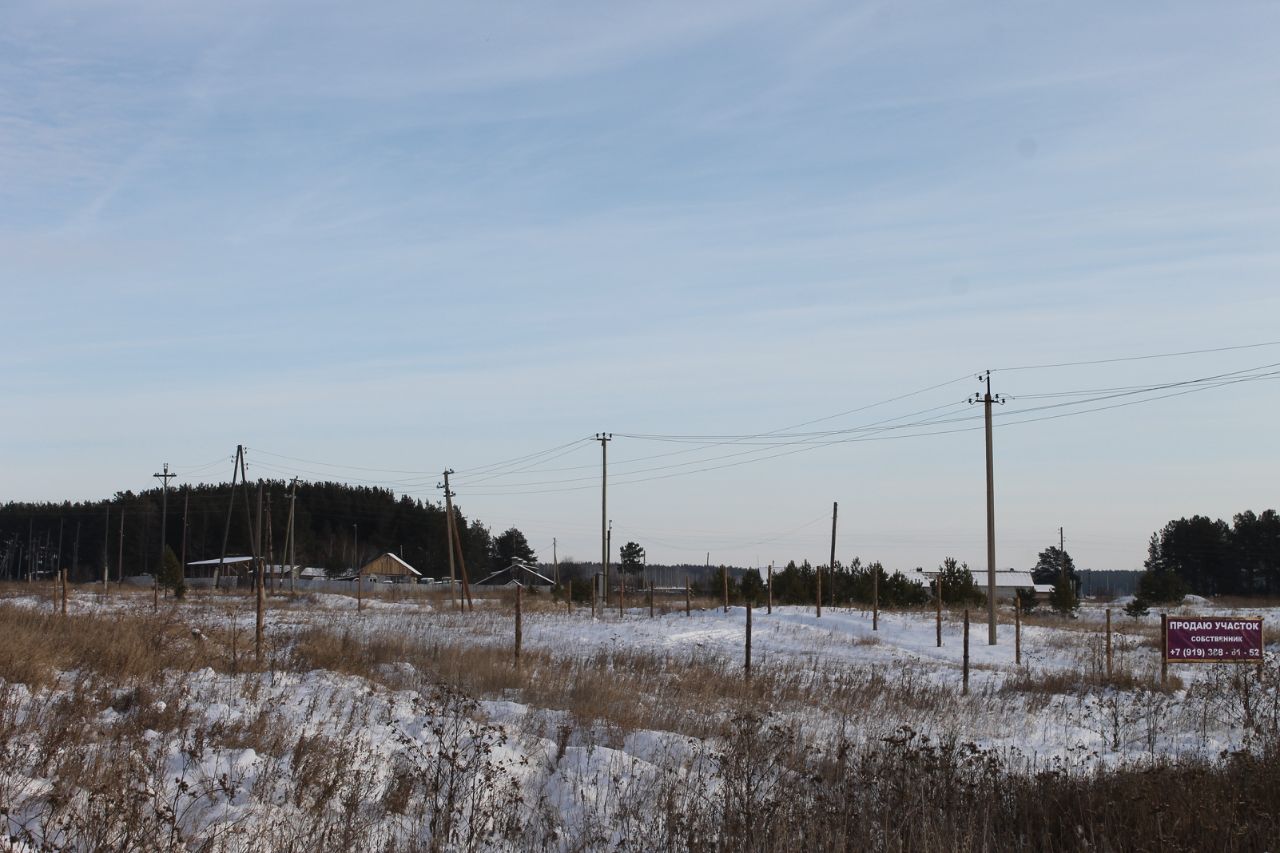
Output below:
[440,471,458,610]
[962,609,970,695]
[265,494,275,595]
[60,568,67,616]
[721,565,728,613]
[153,463,175,610]
[71,521,80,587]
[744,599,752,682]
[285,478,298,595]
[970,372,1004,646]
[440,470,472,611]
[255,481,265,658]
[828,501,838,608]
[1059,526,1067,599]
[102,504,110,596]
[215,447,242,591]
[649,580,654,618]
[179,489,188,595]
[117,509,124,585]
[553,537,559,587]
[685,576,691,617]
[597,433,611,606]
[353,522,362,612]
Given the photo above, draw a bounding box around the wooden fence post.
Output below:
[1014,593,1021,666]
[1160,612,1169,686]
[872,567,878,631]
[515,585,522,667]
[816,565,822,619]
[767,565,773,615]
[255,559,265,661]
[935,578,942,648]
[1105,608,1113,679]
[962,608,970,696]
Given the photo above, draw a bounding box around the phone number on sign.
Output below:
[1168,647,1260,658]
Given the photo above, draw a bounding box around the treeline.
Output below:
[0,481,503,582]
[1135,509,1280,604]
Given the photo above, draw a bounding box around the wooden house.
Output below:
[358,552,422,583]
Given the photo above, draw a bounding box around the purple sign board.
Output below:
[1164,616,1265,663]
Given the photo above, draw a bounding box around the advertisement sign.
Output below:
[1164,616,1265,663]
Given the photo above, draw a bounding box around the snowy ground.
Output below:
[0,588,1276,850]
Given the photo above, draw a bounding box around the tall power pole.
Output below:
[284,478,298,594]
[828,501,838,608]
[970,371,1005,646]
[216,446,243,590]
[153,463,176,608]
[596,433,612,604]
[439,469,472,611]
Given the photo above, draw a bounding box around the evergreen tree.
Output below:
[739,567,764,603]
[1032,545,1078,587]
[619,542,645,577]
[936,557,983,605]
[491,527,535,568]
[158,545,185,599]
[1049,573,1078,616]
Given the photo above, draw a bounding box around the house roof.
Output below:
[915,568,1048,588]
[186,556,254,566]
[476,560,555,586]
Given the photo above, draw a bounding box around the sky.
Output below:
[3,0,1279,575]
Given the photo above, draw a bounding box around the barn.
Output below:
[358,552,422,583]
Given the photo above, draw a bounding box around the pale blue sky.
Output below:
[3,1,1278,573]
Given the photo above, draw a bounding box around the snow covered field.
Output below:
[0,587,1276,851]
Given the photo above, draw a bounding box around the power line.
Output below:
[994,339,1280,372]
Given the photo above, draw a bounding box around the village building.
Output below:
[358,552,422,583]
[914,567,1054,600]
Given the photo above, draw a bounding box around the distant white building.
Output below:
[914,567,1053,599]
